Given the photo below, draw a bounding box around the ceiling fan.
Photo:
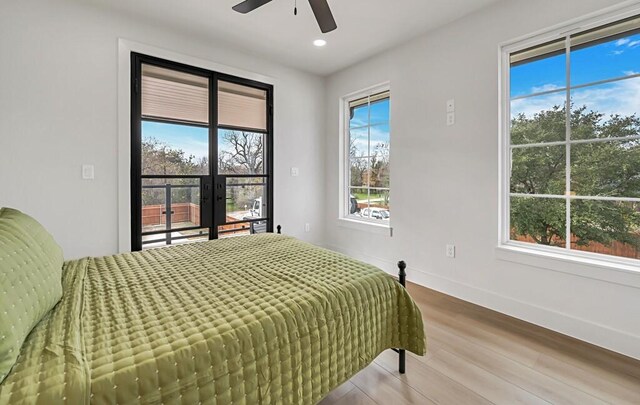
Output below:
[232,0,337,33]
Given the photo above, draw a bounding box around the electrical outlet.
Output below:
[446,112,455,126]
[446,244,456,258]
[290,167,299,177]
[304,223,310,232]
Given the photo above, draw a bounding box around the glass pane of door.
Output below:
[217,129,265,175]
[142,121,209,176]
[226,177,268,222]
[133,57,213,250]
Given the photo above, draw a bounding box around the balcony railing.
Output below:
[142,183,203,246]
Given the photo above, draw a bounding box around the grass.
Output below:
[354,192,387,202]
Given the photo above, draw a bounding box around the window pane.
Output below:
[369,155,389,189]
[510,196,566,248]
[218,129,264,175]
[370,123,390,151]
[510,145,566,195]
[571,76,640,138]
[571,199,640,259]
[218,80,267,131]
[360,189,390,221]
[349,100,369,128]
[141,178,201,233]
[350,158,369,187]
[370,98,390,125]
[571,139,640,198]
[142,121,209,175]
[349,187,368,216]
[510,94,567,145]
[510,47,566,99]
[226,177,267,223]
[369,189,390,211]
[141,64,209,124]
[571,31,640,87]
[349,127,369,158]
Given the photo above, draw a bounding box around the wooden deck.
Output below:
[320,282,640,404]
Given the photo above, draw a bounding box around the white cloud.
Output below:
[530,84,562,93]
[512,77,640,121]
[628,40,640,48]
[511,92,565,119]
[624,70,639,76]
[612,50,625,55]
[616,38,630,47]
[572,78,640,119]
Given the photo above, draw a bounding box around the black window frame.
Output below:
[130,53,274,251]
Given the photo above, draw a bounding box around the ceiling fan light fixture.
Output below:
[313,39,327,47]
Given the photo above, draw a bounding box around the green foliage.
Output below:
[510,105,640,248]
[141,138,207,206]
[142,137,207,176]
[349,140,390,208]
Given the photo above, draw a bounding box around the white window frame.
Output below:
[338,82,391,233]
[498,2,640,281]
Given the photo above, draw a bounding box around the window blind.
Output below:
[510,15,640,66]
[141,64,209,125]
[218,81,267,131]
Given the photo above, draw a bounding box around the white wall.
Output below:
[0,0,325,258]
[324,0,640,359]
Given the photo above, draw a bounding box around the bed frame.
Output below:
[275,225,408,374]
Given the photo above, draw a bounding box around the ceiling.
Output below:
[83,0,501,76]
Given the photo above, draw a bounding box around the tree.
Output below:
[218,131,263,174]
[348,137,390,208]
[141,137,207,206]
[510,104,640,248]
[371,141,390,207]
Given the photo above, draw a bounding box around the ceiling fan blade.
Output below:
[308,0,337,33]
[232,0,273,14]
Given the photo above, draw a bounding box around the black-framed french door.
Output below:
[131,53,274,251]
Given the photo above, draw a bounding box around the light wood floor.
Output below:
[319,282,640,405]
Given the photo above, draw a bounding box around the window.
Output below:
[131,54,273,250]
[342,87,390,225]
[502,14,640,263]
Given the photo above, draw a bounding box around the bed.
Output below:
[0,229,425,404]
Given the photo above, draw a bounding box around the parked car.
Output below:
[360,207,390,220]
[248,197,263,218]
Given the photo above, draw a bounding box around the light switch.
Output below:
[446,99,455,113]
[82,164,95,180]
[290,167,299,177]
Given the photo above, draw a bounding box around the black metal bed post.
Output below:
[398,260,407,374]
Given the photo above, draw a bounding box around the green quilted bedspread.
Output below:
[0,234,425,404]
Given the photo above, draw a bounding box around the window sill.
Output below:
[337,217,392,236]
[495,243,640,288]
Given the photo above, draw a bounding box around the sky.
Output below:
[510,32,640,120]
[142,122,253,162]
[349,98,391,158]
[142,121,209,160]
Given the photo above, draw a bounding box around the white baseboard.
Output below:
[324,244,640,361]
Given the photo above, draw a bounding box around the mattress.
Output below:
[0,234,425,404]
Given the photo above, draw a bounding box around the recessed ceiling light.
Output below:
[313,39,327,47]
